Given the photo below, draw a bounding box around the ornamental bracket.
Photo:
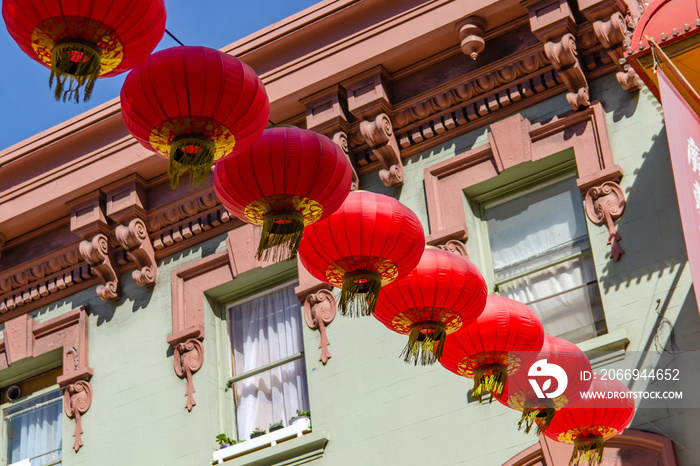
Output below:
[523,0,590,110]
[115,218,157,287]
[585,181,626,261]
[303,289,337,365]
[63,380,93,452]
[69,191,120,301]
[359,113,404,187]
[173,338,204,411]
[578,0,642,91]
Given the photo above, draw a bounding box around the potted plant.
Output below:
[250,427,266,439]
[269,420,284,432]
[216,433,236,449]
[289,409,311,428]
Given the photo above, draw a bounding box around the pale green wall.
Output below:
[8,73,699,466]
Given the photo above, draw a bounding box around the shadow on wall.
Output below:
[598,126,688,294]
[37,271,155,326]
[628,289,700,465]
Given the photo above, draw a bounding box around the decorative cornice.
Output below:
[303,289,337,365]
[435,240,469,258]
[585,181,626,261]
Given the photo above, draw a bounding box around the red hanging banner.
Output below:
[658,68,700,314]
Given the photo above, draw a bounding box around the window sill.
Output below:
[578,329,630,368]
[212,421,328,465]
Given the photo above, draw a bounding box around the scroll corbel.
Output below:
[115,218,157,287]
[303,289,337,365]
[173,338,204,411]
[332,131,360,190]
[585,181,626,261]
[359,113,404,187]
[543,33,590,110]
[78,234,119,301]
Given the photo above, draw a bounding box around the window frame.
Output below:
[1,385,64,466]
[467,163,608,343]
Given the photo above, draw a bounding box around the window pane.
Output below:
[486,178,589,272]
[229,284,310,440]
[6,390,62,466]
[498,255,605,343]
[234,359,309,440]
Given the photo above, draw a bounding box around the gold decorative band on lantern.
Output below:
[50,38,101,102]
[571,436,605,466]
[339,270,382,317]
[258,210,305,262]
[168,134,216,188]
[401,321,447,366]
[519,399,556,435]
[472,363,508,402]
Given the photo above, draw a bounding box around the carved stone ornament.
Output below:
[585,181,626,261]
[436,240,469,258]
[456,16,486,60]
[174,338,204,411]
[78,234,119,301]
[63,380,93,452]
[303,289,337,365]
[359,113,404,187]
[543,33,590,110]
[115,218,157,287]
[332,131,360,191]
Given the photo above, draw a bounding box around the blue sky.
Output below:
[0,0,319,151]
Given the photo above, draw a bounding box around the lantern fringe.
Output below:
[570,437,605,466]
[168,136,216,188]
[339,271,382,317]
[472,364,507,402]
[518,406,556,435]
[257,211,305,262]
[50,40,102,103]
[401,322,447,366]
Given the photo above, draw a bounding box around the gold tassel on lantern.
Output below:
[168,135,217,188]
[401,321,447,366]
[50,39,102,102]
[518,401,556,435]
[472,364,507,402]
[570,436,605,466]
[339,271,382,317]
[258,211,305,262]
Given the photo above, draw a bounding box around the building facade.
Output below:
[0,0,697,465]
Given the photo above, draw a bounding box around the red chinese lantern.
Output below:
[2,0,166,102]
[545,375,635,466]
[298,191,425,317]
[496,335,592,434]
[373,247,487,365]
[440,294,545,401]
[214,127,353,261]
[121,46,269,187]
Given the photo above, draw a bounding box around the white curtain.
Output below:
[486,178,605,342]
[6,390,62,466]
[230,285,309,440]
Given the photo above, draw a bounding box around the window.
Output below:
[228,283,310,441]
[4,389,62,466]
[484,177,607,343]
